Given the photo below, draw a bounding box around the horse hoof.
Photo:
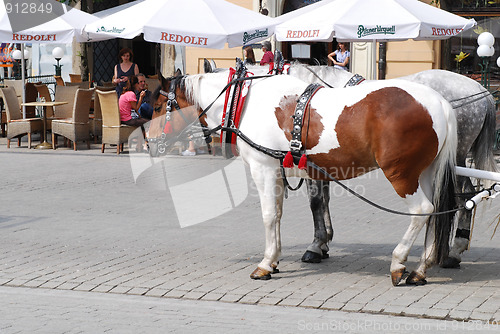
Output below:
[301,250,322,263]
[271,263,280,274]
[391,268,409,286]
[322,250,329,259]
[440,257,461,269]
[250,267,271,280]
[406,271,427,286]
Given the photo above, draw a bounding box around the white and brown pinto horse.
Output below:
[153,72,458,286]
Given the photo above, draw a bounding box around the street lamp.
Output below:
[477,32,495,89]
[12,49,22,79]
[52,47,64,76]
[12,49,29,79]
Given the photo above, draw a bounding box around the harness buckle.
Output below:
[290,139,302,150]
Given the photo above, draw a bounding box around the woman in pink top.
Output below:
[119,75,149,127]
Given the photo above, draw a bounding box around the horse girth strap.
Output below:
[290,83,323,155]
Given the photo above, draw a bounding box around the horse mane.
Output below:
[288,62,352,87]
[182,73,205,110]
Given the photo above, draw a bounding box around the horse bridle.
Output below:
[157,76,191,127]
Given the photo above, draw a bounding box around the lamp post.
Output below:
[477,32,495,90]
[52,47,64,77]
[12,49,22,79]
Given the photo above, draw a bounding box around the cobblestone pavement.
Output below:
[1,138,499,333]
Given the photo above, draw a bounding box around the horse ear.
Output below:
[210,59,217,70]
[160,73,168,87]
[204,58,212,73]
[175,68,182,76]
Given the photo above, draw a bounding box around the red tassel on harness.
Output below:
[298,154,307,170]
[163,121,172,134]
[283,151,294,168]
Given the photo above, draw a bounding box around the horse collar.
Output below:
[344,73,365,87]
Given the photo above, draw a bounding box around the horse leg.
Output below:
[441,175,471,269]
[249,166,284,280]
[272,182,284,274]
[391,188,434,286]
[302,180,330,263]
[322,181,333,255]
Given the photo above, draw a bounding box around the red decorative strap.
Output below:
[222,67,237,127]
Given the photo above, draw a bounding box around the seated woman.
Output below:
[119,75,149,128]
[119,75,149,151]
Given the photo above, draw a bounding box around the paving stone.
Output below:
[108,286,131,294]
[424,308,450,318]
[200,291,224,302]
[144,287,170,297]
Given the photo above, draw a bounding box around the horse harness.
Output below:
[151,76,194,155]
[345,73,365,87]
[282,83,323,170]
[221,58,251,158]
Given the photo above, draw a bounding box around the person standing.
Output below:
[243,46,256,65]
[259,41,273,66]
[113,47,139,96]
[328,42,350,71]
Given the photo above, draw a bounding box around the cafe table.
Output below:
[21,101,68,149]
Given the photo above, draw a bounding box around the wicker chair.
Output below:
[0,87,43,148]
[34,84,54,129]
[69,73,82,83]
[89,91,102,143]
[97,89,137,154]
[54,76,65,86]
[51,88,94,150]
[3,79,23,106]
[24,82,38,118]
[54,85,79,119]
[66,81,91,89]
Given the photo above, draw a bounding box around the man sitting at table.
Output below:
[135,73,153,120]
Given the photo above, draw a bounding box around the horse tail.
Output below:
[430,99,458,265]
[470,92,499,186]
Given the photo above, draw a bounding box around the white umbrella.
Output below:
[275,0,476,42]
[0,0,98,117]
[0,0,98,43]
[83,0,276,48]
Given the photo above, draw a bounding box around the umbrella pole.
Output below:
[21,44,26,119]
